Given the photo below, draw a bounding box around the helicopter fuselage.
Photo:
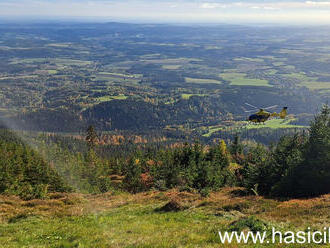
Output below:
[248,107,288,123]
[248,111,271,123]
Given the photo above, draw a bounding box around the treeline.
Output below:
[206,127,308,145]
[0,105,329,199]
[9,84,321,134]
[241,104,330,197]
[0,130,69,200]
[116,105,329,197]
[82,97,226,131]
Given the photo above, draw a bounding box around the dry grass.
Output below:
[1,189,330,247]
[0,193,87,222]
[1,188,329,225]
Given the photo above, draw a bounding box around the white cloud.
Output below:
[200,3,227,9]
[250,6,279,10]
[305,1,330,5]
[1,0,330,24]
[263,6,280,10]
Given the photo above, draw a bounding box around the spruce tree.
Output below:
[86,125,98,150]
[292,104,330,196]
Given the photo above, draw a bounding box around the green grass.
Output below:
[280,73,313,81]
[97,72,142,78]
[46,70,58,74]
[185,77,222,84]
[219,73,270,87]
[277,73,330,90]
[10,58,92,66]
[234,57,264,63]
[315,57,330,63]
[278,49,307,55]
[0,75,38,80]
[0,203,223,248]
[273,62,285,66]
[181,94,205,99]
[47,43,72,48]
[299,81,330,90]
[202,118,307,137]
[162,65,181,70]
[93,72,141,84]
[265,69,278,75]
[141,58,202,64]
[245,118,307,130]
[203,126,224,137]
[0,190,329,247]
[95,94,128,102]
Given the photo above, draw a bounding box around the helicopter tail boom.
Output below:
[279,107,288,119]
[269,107,287,119]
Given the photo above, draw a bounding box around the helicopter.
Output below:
[244,103,288,124]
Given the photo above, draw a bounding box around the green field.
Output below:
[300,81,330,90]
[234,57,264,63]
[202,118,307,137]
[185,77,222,84]
[93,72,141,84]
[10,58,92,66]
[273,62,285,66]
[281,72,314,81]
[181,93,205,99]
[46,70,58,74]
[219,73,271,87]
[95,94,128,102]
[203,125,224,137]
[47,43,72,48]
[245,118,306,130]
[97,72,142,78]
[162,65,181,70]
[142,58,202,65]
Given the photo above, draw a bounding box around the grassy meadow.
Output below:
[202,118,307,137]
[244,119,306,130]
[219,72,271,87]
[1,188,329,247]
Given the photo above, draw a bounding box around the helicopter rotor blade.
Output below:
[245,103,258,109]
[263,105,278,110]
[244,109,257,113]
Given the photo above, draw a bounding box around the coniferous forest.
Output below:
[1,105,329,200]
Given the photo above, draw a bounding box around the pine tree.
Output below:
[258,135,305,196]
[86,125,98,150]
[230,135,244,155]
[123,157,143,193]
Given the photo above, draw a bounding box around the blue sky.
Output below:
[1,0,330,24]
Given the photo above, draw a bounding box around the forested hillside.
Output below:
[1,105,328,199]
[0,131,68,200]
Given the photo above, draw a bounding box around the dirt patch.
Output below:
[156,198,188,212]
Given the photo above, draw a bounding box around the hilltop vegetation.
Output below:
[1,189,330,247]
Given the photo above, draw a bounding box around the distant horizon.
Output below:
[1,17,330,28]
[1,0,330,25]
